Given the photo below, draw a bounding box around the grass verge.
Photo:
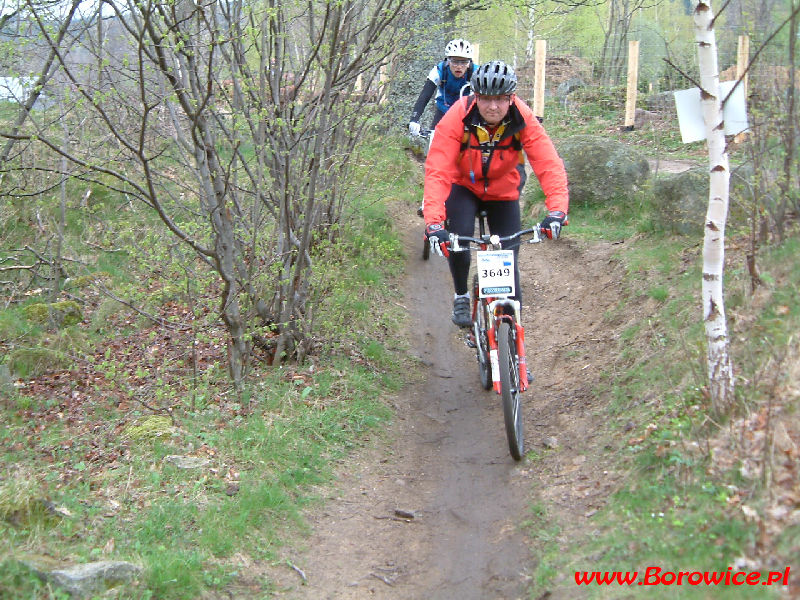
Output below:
[0,128,421,599]
[526,200,799,598]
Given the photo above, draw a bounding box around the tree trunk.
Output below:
[693,0,735,413]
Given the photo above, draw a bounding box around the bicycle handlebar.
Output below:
[446,222,561,252]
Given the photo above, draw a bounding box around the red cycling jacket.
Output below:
[423,94,569,226]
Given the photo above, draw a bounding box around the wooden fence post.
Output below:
[472,43,480,64]
[533,39,546,122]
[734,35,749,143]
[623,40,640,130]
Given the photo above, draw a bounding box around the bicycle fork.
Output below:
[487,318,529,394]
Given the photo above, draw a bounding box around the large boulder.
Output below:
[645,91,676,112]
[556,77,586,100]
[558,135,650,206]
[652,166,754,235]
[17,557,142,599]
[22,300,82,328]
[652,167,709,235]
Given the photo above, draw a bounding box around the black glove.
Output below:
[539,210,566,239]
[425,222,450,257]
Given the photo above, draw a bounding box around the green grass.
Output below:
[541,90,704,159]
[526,193,798,599]
[0,130,414,599]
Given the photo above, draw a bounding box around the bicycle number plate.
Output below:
[476,250,515,298]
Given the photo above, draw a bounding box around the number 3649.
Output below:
[481,268,511,278]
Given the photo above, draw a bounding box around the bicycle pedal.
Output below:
[465,333,477,348]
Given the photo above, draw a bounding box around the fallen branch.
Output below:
[370,572,394,586]
[287,561,307,583]
[95,281,190,331]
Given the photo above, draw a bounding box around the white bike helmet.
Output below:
[445,39,473,60]
[471,60,517,95]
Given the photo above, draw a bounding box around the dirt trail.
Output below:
[267,206,630,599]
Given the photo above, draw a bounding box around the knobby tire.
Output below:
[498,320,524,460]
[472,274,492,390]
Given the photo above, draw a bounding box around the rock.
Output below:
[164,455,210,469]
[652,167,708,235]
[558,135,650,207]
[645,91,675,112]
[8,347,72,378]
[22,300,83,328]
[543,436,559,449]
[17,558,142,599]
[48,561,142,598]
[556,77,585,100]
[651,166,753,235]
[634,108,659,128]
[121,415,176,441]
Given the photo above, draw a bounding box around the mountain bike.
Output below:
[412,128,434,260]
[445,212,560,460]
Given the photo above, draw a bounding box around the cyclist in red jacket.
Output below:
[422,60,569,328]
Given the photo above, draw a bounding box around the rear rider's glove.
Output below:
[408,121,421,136]
[539,210,567,239]
[425,222,449,257]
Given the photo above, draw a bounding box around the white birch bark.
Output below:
[693,0,735,412]
[527,5,535,62]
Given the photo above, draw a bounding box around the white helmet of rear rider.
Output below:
[445,39,473,60]
[471,60,517,95]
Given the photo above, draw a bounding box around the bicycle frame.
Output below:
[448,215,545,396]
[444,213,556,461]
[469,243,530,395]
[484,298,529,394]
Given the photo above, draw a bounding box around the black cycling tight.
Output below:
[445,184,522,301]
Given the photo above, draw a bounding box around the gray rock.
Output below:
[652,167,709,235]
[652,165,753,235]
[634,108,659,128]
[0,363,13,396]
[558,135,650,206]
[543,436,559,449]
[645,91,675,112]
[556,77,585,100]
[165,454,211,469]
[16,558,142,598]
[48,561,143,598]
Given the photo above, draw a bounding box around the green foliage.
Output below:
[0,559,71,600]
[0,123,414,599]
[7,347,71,378]
[545,193,799,599]
[523,501,563,589]
[21,301,82,328]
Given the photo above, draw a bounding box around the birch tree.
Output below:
[693,0,735,412]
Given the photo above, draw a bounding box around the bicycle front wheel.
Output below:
[498,320,524,460]
[472,274,491,390]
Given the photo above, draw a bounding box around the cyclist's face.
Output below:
[475,93,512,126]
[448,57,470,78]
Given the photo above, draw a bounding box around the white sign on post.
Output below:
[673,80,749,143]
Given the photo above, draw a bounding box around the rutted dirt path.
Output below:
[266,204,631,599]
